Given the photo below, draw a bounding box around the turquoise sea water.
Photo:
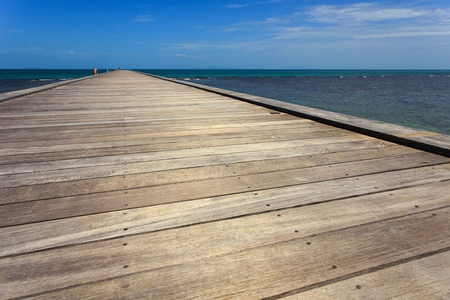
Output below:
[0,69,106,79]
[138,69,450,78]
[0,69,107,94]
[2,69,449,79]
[1,69,449,135]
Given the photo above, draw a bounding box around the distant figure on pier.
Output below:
[94,68,98,75]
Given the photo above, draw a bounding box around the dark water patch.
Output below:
[0,79,65,93]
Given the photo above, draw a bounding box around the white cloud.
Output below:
[167,40,273,51]
[165,2,450,68]
[226,0,284,9]
[132,15,156,23]
[168,43,218,50]
[433,8,450,23]
[308,3,430,24]
[226,4,248,8]
[356,30,450,39]
[220,2,450,42]
[224,17,284,32]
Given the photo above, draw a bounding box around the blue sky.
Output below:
[1,0,450,69]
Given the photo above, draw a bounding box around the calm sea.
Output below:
[1,69,449,135]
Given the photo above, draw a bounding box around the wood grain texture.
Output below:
[1,70,449,299]
[284,251,450,299]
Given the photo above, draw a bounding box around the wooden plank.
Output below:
[0,114,299,135]
[0,117,308,136]
[0,128,346,165]
[284,251,450,299]
[0,133,378,176]
[1,165,449,257]
[1,152,448,227]
[1,70,449,299]
[1,179,448,297]
[0,127,347,163]
[0,119,325,144]
[0,114,301,129]
[0,137,383,188]
[0,145,420,204]
[2,206,447,299]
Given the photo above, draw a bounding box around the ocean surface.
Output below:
[1,69,449,135]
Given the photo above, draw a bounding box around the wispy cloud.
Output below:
[222,2,450,39]
[174,53,197,58]
[433,8,450,23]
[356,30,450,39]
[307,3,430,24]
[226,0,284,9]
[167,40,272,51]
[168,1,450,61]
[132,15,156,23]
[224,17,284,32]
[167,43,218,50]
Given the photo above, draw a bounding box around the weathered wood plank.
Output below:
[0,137,383,188]
[0,126,348,164]
[4,207,447,299]
[1,165,448,257]
[0,119,324,144]
[0,128,346,165]
[0,133,379,176]
[0,145,419,204]
[0,116,307,137]
[285,251,450,299]
[1,70,449,299]
[1,181,448,298]
[0,114,299,137]
[1,152,448,227]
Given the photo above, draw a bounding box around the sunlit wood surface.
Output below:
[1,70,449,299]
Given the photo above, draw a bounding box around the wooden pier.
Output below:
[1,70,449,299]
